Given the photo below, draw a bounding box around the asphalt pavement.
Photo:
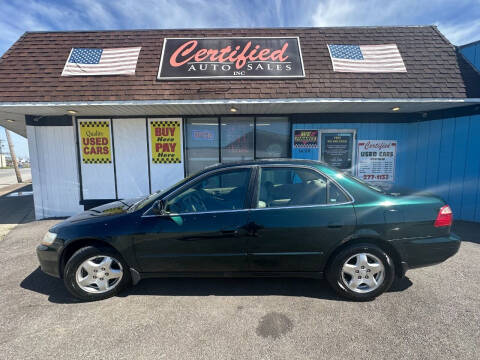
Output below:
[0,204,479,359]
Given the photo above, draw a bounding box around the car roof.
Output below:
[202,159,328,171]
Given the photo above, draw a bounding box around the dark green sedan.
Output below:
[37,159,460,301]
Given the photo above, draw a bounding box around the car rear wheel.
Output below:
[326,243,395,301]
[64,246,131,301]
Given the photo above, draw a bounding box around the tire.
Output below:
[326,243,395,301]
[64,246,131,301]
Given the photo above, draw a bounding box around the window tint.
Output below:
[327,181,349,204]
[166,169,251,213]
[257,167,327,208]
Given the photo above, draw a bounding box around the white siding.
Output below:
[113,118,150,198]
[27,125,83,219]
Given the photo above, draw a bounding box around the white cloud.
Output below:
[436,20,480,45]
[311,0,480,45]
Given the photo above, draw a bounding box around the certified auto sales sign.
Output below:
[158,37,305,79]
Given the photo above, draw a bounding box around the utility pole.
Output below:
[0,138,5,168]
[4,129,22,183]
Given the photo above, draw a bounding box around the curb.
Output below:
[0,182,33,197]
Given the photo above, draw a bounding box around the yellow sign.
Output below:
[150,120,181,164]
[79,120,112,164]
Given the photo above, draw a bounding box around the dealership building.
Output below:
[0,26,479,221]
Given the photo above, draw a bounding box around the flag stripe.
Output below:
[62,47,141,76]
[328,44,406,73]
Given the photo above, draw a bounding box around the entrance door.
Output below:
[220,117,254,162]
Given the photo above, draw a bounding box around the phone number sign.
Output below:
[356,140,397,183]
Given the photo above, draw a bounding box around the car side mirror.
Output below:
[152,200,168,216]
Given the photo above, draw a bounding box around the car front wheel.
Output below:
[326,243,395,301]
[64,246,131,301]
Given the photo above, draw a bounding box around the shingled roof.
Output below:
[0,25,479,103]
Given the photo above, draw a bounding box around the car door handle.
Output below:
[327,222,343,229]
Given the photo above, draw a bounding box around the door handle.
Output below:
[327,222,343,229]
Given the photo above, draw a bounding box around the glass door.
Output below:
[220,117,254,162]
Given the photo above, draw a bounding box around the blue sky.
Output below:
[1,0,479,159]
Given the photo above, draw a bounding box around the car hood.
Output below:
[60,197,143,224]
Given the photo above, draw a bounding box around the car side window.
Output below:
[257,167,327,208]
[327,181,349,204]
[166,168,251,213]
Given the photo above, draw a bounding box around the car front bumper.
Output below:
[393,233,461,273]
[36,242,63,278]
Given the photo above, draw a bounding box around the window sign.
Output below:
[150,120,182,164]
[320,132,354,171]
[356,140,397,183]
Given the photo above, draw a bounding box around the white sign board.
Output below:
[356,140,397,183]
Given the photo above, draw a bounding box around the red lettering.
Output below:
[271,42,289,61]
[257,48,271,61]
[168,40,290,70]
[169,143,176,152]
[170,40,197,67]
[194,48,209,62]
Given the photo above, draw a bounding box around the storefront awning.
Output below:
[2,97,480,136]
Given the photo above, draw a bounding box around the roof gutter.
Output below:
[0,97,480,107]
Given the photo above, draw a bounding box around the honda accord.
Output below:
[36,159,460,301]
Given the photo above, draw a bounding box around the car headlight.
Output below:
[41,231,57,246]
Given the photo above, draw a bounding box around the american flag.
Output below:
[328,44,407,73]
[62,47,141,76]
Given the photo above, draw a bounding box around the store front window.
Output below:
[185,116,290,176]
[221,117,254,163]
[185,118,219,175]
[255,117,290,158]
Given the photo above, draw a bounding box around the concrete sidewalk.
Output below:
[0,183,34,242]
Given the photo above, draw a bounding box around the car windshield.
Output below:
[129,175,195,212]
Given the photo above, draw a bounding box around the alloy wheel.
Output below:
[341,252,385,293]
[75,255,123,294]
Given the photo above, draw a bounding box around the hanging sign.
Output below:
[321,133,353,170]
[356,140,397,182]
[150,120,181,164]
[158,37,305,79]
[79,120,112,164]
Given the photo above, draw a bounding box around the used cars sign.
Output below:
[158,37,305,79]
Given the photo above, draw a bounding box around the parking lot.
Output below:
[0,210,479,359]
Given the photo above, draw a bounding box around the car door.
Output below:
[246,166,356,272]
[134,167,254,273]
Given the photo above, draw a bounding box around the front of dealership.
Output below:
[0,26,479,220]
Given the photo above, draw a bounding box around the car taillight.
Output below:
[434,205,453,227]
